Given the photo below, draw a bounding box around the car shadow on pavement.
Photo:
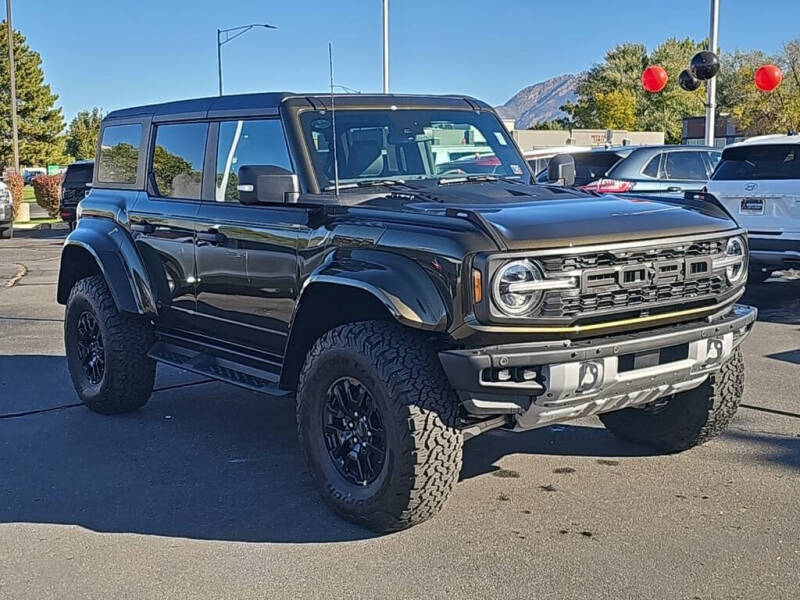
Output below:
[0,355,378,544]
[742,275,800,325]
[460,423,661,481]
[2,354,798,543]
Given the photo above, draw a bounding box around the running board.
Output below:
[148,340,291,398]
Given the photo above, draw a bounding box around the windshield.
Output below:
[298,108,529,190]
[712,144,800,180]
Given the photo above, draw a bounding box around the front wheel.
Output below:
[600,349,744,453]
[296,321,463,533]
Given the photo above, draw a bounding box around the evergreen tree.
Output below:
[66,107,104,160]
[0,21,67,167]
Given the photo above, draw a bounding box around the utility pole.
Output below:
[704,0,720,147]
[5,0,20,173]
[382,0,389,93]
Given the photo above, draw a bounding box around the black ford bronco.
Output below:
[57,92,756,532]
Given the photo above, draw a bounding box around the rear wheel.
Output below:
[65,275,155,414]
[599,349,744,453]
[296,321,463,532]
[0,226,12,239]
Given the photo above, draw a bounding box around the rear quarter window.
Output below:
[713,144,800,180]
[97,124,142,184]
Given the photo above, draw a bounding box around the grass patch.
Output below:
[23,186,36,202]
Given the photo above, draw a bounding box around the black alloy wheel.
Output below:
[75,311,105,385]
[322,376,387,486]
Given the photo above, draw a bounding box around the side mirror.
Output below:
[237,166,300,205]
[547,154,576,187]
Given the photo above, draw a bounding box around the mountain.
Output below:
[495,73,584,129]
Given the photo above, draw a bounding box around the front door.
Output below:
[194,118,304,368]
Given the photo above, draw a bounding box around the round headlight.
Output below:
[725,236,746,283]
[492,259,544,316]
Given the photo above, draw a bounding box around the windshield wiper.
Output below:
[437,174,520,186]
[323,178,408,191]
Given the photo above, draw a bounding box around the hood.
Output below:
[361,181,738,250]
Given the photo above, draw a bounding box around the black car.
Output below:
[537,145,721,195]
[57,93,755,532]
[59,160,94,227]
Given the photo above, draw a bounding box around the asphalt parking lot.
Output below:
[1,229,798,600]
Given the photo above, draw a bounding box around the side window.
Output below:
[642,154,660,178]
[97,124,142,184]
[151,123,208,200]
[707,151,722,172]
[215,119,292,202]
[663,152,708,181]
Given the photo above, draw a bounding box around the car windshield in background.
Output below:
[298,108,528,190]
[712,144,800,180]
[571,151,626,186]
[63,163,93,186]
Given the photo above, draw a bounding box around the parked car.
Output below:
[59,160,94,228]
[22,168,46,185]
[705,134,800,282]
[57,92,754,533]
[0,181,13,239]
[523,145,591,174]
[537,145,721,195]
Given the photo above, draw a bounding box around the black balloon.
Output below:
[690,51,720,80]
[679,69,702,91]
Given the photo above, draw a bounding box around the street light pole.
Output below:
[217,29,223,97]
[217,23,276,96]
[5,0,20,173]
[704,0,720,147]
[382,0,389,93]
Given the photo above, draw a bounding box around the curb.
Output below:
[13,221,69,231]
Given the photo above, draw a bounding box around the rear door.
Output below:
[659,150,710,195]
[708,144,800,232]
[128,121,209,331]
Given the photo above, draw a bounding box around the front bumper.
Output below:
[439,304,757,431]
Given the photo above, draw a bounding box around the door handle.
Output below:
[130,221,155,234]
[197,230,226,245]
[667,186,683,192]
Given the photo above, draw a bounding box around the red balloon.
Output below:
[754,64,782,92]
[642,65,668,93]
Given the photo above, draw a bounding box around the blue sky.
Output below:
[10,0,800,121]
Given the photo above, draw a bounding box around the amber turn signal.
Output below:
[472,269,483,303]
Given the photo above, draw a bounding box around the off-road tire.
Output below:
[64,275,155,414]
[599,349,744,453]
[0,226,12,239]
[296,321,463,533]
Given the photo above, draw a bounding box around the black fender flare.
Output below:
[295,249,450,332]
[57,218,158,315]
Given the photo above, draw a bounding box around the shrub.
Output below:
[6,173,24,221]
[31,174,63,218]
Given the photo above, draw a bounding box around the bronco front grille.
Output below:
[534,235,735,322]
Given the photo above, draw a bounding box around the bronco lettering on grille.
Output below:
[580,258,713,292]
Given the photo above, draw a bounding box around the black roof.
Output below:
[104,92,492,123]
